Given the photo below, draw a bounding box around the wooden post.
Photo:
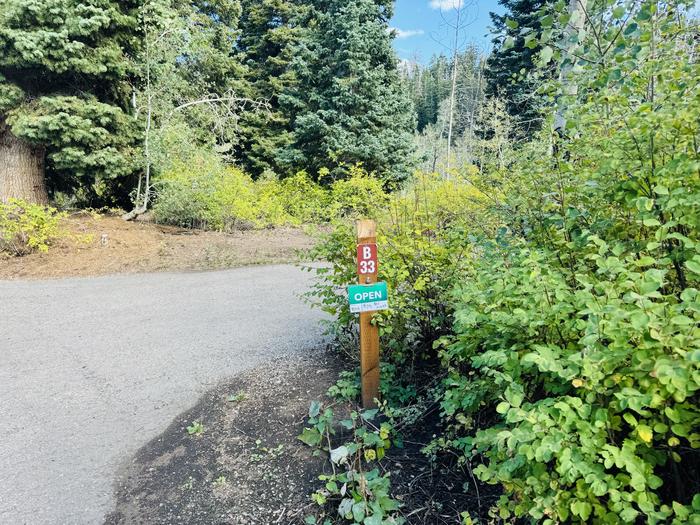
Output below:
[357,219,380,409]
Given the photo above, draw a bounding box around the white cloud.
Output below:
[390,27,425,39]
[429,0,464,9]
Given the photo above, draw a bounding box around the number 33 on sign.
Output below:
[357,243,377,275]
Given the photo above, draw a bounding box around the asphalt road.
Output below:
[0,266,328,524]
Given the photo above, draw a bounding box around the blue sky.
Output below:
[391,0,505,63]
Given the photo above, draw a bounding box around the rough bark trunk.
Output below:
[0,121,48,205]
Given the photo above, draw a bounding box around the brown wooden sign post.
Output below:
[356,219,380,409]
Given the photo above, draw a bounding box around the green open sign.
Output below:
[348,281,389,313]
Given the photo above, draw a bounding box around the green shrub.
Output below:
[308,169,489,367]
[0,199,65,256]
[443,234,700,522]
[152,157,264,230]
[435,4,700,522]
[274,171,330,224]
[327,165,390,220]
[308,1,700,522]
[153,156,389,230]
[298,402,403,524]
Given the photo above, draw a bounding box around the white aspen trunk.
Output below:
[553,0,589,135]
[123,10,153,221]
[446,6,461,174]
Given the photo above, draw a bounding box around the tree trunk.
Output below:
[553,0,588,135]
[0,121,48,205]
[445,5,462,175]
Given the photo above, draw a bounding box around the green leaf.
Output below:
[637,7,651,21]
[506,18,519,29]
[503,36,515,50]
[338,498,353,518]
[298,428,322,447]
[309,401,321,418]
[671,315,693,325]
[364,514,383,525]
[524,34,538,49]
[540,14,554,27]
[692,494,700,510]
[571,500,592,520]
[540,46,554,64]
[629,312,649,330]
[686,260,700,274]
[330,445,350,465]
[635,256,655,267]
[620,507,639,521]
[673,502,690,520]
[624,22,638,35]
[361,409,379,421]
[637,425,653,443]
[496,401,510,414]
[352,502,366,522]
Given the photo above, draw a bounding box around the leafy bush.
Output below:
[298,402,402,524]
[308,170,489,365]
[308,1,700,522]
[435,3,700,522]
[444,235,700,522]
[274,171,331,224]
[152,154,388,230]
[0,199,65,255]
[326,165,390,221]
[152,157,266,230]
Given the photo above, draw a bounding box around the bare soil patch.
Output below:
[106,353,342,525]
[0,212,314,280]
[105,354,496,525]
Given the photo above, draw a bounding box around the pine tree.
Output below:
[176,0,248,147]
[414,55,452,133]
[280,0,415,184]
[236,0,306,176]
[485,0,550,134]
[0,0,142,204]
[408,50,484,137]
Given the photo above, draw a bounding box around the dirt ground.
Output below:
[106,353,343,525]
[0,212,315,280]
[105,353,497,525]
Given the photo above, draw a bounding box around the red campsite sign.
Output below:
[357,243,378,276]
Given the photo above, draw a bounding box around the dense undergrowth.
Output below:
[151,150,388,230]
[0,199,66,256]
[303,2,700,523]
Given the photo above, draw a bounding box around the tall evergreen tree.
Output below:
[280,0,415,184]
[485,0,550,134]
[413,55,452,133]
[177,0,248,147]
[236,0,306,176]
[407,49,484,136]
[0,0,142,204]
